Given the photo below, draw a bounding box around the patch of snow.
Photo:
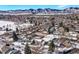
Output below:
[19,23,33,29]
[0,20,16,31]
[0,31,6,35]
[75,43,79,48]
[43,34,59,42]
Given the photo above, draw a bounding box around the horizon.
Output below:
[0,5,79,10]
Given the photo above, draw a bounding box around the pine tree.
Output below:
[16,28,19,32]
[24,43,31,54]
[64,27,69,32]
[48,26,55,34]
[59,22,63,27]
[48,40,55,53]
[12,31,18,41]
[31,40,35,45]
[6,27,9,31]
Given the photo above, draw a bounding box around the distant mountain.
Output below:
[0,7,79,15]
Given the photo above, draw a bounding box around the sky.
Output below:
[0,5,79,10]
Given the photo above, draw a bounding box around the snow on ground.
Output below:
[43,34,59,42]
[0,20,33,31]
[0,31,6,35]
[19,23,33,29]
[74,42,79,48]
[57,47,73,52]
[0,20,15,27]
[0,20,16,31]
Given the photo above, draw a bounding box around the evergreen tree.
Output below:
[64,27,69,32]
[48,40,55,53]
[31,40,35,45]
[48,27,51,34]
[59,22,63,27]
[16,28,19,32]
[0,51,2,54]
[48,26,55,34]
[6,28,9,31]
[12,31,18,41]
[24,43,31,54]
